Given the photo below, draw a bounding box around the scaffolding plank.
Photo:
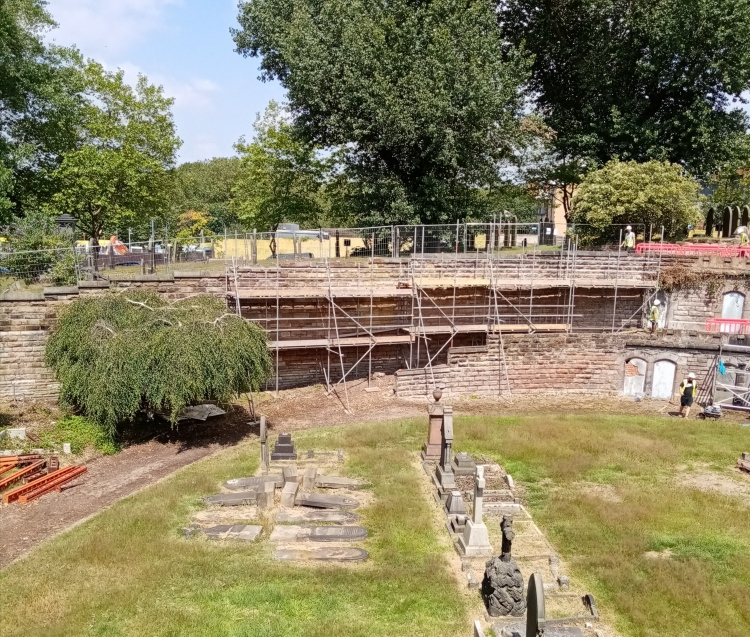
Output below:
[269,334,413,350]
[232,287,413,299]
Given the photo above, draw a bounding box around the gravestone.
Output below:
[260,416,269,474]
[452,452,477,476]
[203,524,263,542]
[315,475,365,489]
[223,475,283,491]
[276,509,360,525]
[205,492,258,507]
[526,573,545,637]
[433,406,456,502]
[271,433,298,460]
[273,547,368,562]
[445,490,467,516]
[457,465,493,557]
[282,465,299,484]
[303,467,317,490]
[258,481,276,510]
[281,481,299,507]
[422,389,445,461]
[295,492,359,510]
[270,526,368,542]
[482,515,526,616]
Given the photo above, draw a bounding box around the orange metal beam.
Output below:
[18,466,87,503]
[2,466,77,504]
[0,460,46,492]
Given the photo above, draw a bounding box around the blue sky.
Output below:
[46,0,284,164]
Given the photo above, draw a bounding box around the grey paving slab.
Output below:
[275,509,361,525]
[314,475,366,489]
[294,492,360,510]
[204,524,263,542]
[273,547,369,562]
[205,492,258,506]
[223,475,283,491]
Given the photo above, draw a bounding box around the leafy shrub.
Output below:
[45,291,273,434]
[38,415,119,455]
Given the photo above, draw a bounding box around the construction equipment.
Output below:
[0,460,46,491]
[2,465,86,504]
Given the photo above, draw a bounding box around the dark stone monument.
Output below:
[482,515,526,617]
[452,451,477,476]
[526,573,545,637]
[295,492,360,509]
[271,433,297,461]
[422,389,444,461]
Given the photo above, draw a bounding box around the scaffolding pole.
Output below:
[327,262,351,413]
[611,229,622,332]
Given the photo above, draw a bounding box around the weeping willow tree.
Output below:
[45,291,273,434]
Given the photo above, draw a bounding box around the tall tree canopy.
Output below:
[233,102,326,249]
[172,157,243,233]
[499,0,750,178]
[233,0,530,225]
[51,62,181,242]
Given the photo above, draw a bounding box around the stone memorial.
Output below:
[482,515,526,617]
[281,481,299,508]
[205,492,258,507]
[526,573,545,637]
[270,525,367,543]
[203,524,263,542]
[260,415,269,474]
[223,475,283,491]
[452,452,477,476]
[314,475,365,489]
[271,433,298,461]
[457,465,493,557]
[282,465,299,484]
[422,388,445,461]
[433,406,456,502]
[302,467,317,490]
[295,492,360,510]
[445,490,467,516]
[258,481,276,509]
[276,509,360,525]
[273,547,368,562]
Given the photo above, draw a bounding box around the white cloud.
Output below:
[183,134,224,162]
[46,0,182,54]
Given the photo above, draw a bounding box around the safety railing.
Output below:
[705,318,750,334]
[637,243,750,258]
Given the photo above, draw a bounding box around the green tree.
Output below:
[233,103,326,255]
[172,158,243,233]
[50,62,181,242]
[0,1,83,220]
[499,0,750,178]
[233,0,530,225]
[570,160,703,242]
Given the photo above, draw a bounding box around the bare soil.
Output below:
[675,468,750,505]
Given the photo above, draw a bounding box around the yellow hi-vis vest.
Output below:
[680,379,697,397]
[649,306,659,322]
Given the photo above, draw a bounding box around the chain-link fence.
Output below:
[0,246,84,294]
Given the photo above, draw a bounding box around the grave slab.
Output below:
[314,475,365,490]
[302,467,317,490]
[281,481,299,507]
[273,547,368,562]
[204,524,263,542]
[205,492,258,507]
[223,475,283,491]
[294,492,360,510]
[276,509,361,525]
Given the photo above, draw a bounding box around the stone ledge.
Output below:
[0,292,45,301]
[43,286,79,296]
[77,280,110,289]
[173,271,224,279]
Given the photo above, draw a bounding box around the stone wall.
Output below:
[666,277,750,331]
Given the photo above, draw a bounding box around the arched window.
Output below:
[623,358,647,395]
[652,360,676,400]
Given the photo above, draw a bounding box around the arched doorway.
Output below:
[722,292,745,322]
[623,358,647,395]
[652,360,676,400]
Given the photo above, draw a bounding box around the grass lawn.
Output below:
[1,413,750,636]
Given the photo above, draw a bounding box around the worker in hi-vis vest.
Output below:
[679,372,698,419]
[622,225,636,252]
[735,225,749,247]
[648,299,661,334]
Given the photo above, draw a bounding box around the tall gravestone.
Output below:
[260,416,269,474]
[422,389,445,461]
[482,515,526,616]
[433,406,456,502]
[457,465,492,557]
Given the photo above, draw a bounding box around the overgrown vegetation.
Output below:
[38,415,118,455]
[658,264,731,294]
[45,292,272,434]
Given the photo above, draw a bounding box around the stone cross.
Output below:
[260,415,269,475]
[473,465,485,525]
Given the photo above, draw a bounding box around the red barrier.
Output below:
[706,318,750,334]
[636,243,750,257]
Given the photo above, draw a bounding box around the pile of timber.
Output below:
[739,453,750,474]
[0,455,86,504]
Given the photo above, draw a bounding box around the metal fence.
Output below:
[0,221,665,291]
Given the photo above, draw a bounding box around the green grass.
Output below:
[2,412,750,636]
[0,420,467,637]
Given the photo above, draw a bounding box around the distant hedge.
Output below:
[45,291,272,433]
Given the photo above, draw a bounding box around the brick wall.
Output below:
[666,278,750,331]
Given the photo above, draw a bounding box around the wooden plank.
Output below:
[269,334,413,350]
[2,466,78,504]
[18,466,87,503]
[0,460,46,491]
